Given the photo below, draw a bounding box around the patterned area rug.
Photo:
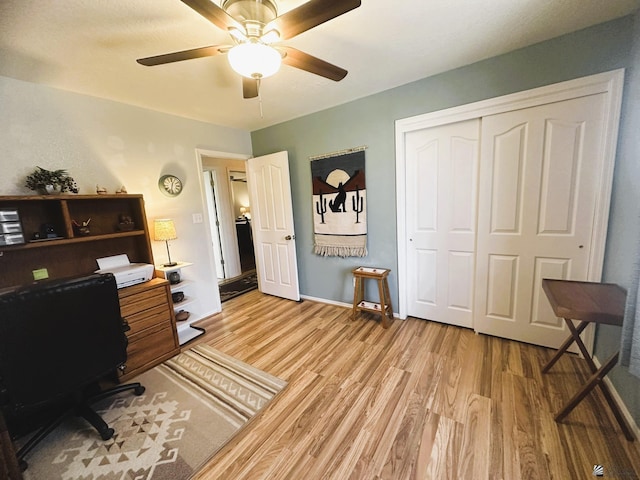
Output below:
[21,345,286,480]
[219,271,258,303]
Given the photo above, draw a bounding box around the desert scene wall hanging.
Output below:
[311,147,367,257]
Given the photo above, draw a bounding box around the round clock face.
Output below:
[159,175,183,197]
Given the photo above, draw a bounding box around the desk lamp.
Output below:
[154,218,177,267]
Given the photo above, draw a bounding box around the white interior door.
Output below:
[405,119,480,328]
[246,151,300,301]
[474,93,608,348]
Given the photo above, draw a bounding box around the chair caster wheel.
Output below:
[100,427,115,440]
[134,385,145,395]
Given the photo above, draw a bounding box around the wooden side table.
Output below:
[541,279,634,441]
[352,267,393,328]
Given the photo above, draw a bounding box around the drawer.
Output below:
[0,222,22,234]
[0,233,25,246]
[0,210,19,222]
[125,304,172,336]
[122,324,177,375]
[119,288,167,317]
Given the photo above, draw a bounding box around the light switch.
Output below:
[192,213,203,224]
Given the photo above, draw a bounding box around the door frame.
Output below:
[396,70,625,330]
[203,170,226,279]
[196,148,251,288]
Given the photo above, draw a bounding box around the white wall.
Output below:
[0,75,253,317]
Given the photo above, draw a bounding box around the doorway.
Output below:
[217,170,259,302]
[197,149,300,304]
[229,171,256,274]
[199,152,258,301]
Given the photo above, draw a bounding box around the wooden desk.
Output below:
[541,279,634,441]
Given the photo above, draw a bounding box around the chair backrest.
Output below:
[0,273,127,415]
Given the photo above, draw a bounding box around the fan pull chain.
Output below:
[257,78,264,119]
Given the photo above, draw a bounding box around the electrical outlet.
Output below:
[33,268,49,280]
[192,213,203,224]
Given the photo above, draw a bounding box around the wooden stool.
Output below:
[352,267,393,328]
[541,279,635,441]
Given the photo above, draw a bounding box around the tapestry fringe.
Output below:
[314,244,368,258]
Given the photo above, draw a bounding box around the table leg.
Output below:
[565,318,598,372]
[542,319,589,373]
[352,276,362,320]
[377,279,389,328]
[555,352,635,441]
[383,277,394,325]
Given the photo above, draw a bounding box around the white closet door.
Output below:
[474,93,607,348]
[405,119,480,328]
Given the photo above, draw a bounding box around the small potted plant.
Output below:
[25,166,79,194]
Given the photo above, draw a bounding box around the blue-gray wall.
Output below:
[597,12,640,426]
[252,15,640,425]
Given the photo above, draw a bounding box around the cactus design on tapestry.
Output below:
[311,149,367,257]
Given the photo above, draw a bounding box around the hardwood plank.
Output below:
[191,290,640,479]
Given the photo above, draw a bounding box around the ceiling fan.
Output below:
[137,0,361,99]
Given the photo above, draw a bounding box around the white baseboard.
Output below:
[593,355,640,440]
[300,294,351,308]
[299,294,402,318]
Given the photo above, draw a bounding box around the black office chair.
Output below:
[0,273,145,471]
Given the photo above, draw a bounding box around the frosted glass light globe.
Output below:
[228,42,281,79]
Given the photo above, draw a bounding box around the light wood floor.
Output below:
[188,290,640,480]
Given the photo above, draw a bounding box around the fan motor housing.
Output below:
[222,0,278,25]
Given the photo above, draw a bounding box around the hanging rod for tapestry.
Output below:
[309,145,367,161]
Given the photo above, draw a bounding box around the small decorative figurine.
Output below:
[117,214,135,232]
[72,218,91,236]
[40,223,58,239]
[115,185,127,194]
[96,185,107,195]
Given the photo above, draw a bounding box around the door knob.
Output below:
[285,234,295,240]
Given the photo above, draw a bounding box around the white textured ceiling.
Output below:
[0,0,638,131]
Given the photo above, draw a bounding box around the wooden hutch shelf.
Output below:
[0,194,153,288]
[0,194,180,381]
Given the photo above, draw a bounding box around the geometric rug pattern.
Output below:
[21,344,286,480]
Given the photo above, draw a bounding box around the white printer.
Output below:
[95,254,154,289]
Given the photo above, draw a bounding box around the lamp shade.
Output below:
[154,219,177,242]
[228,42,281,79]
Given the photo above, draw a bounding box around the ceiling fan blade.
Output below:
[137,45,227,66]
[280,46,347,81]
[180,0,245,33]
[243,77,259,99]
[267,0,361,41]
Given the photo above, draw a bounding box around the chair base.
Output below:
[14,381,145,471]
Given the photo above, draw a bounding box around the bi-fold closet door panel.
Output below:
[473,93,608,348]
[405,119,480,329]
[405,92,610,349]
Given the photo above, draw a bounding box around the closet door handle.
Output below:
[285,234,295,240]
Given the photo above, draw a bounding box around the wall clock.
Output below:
[158,174,183,197]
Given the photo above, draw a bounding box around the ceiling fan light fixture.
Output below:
[228,27,248,43]
[228,42,282,79]
[260,28,280,44]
